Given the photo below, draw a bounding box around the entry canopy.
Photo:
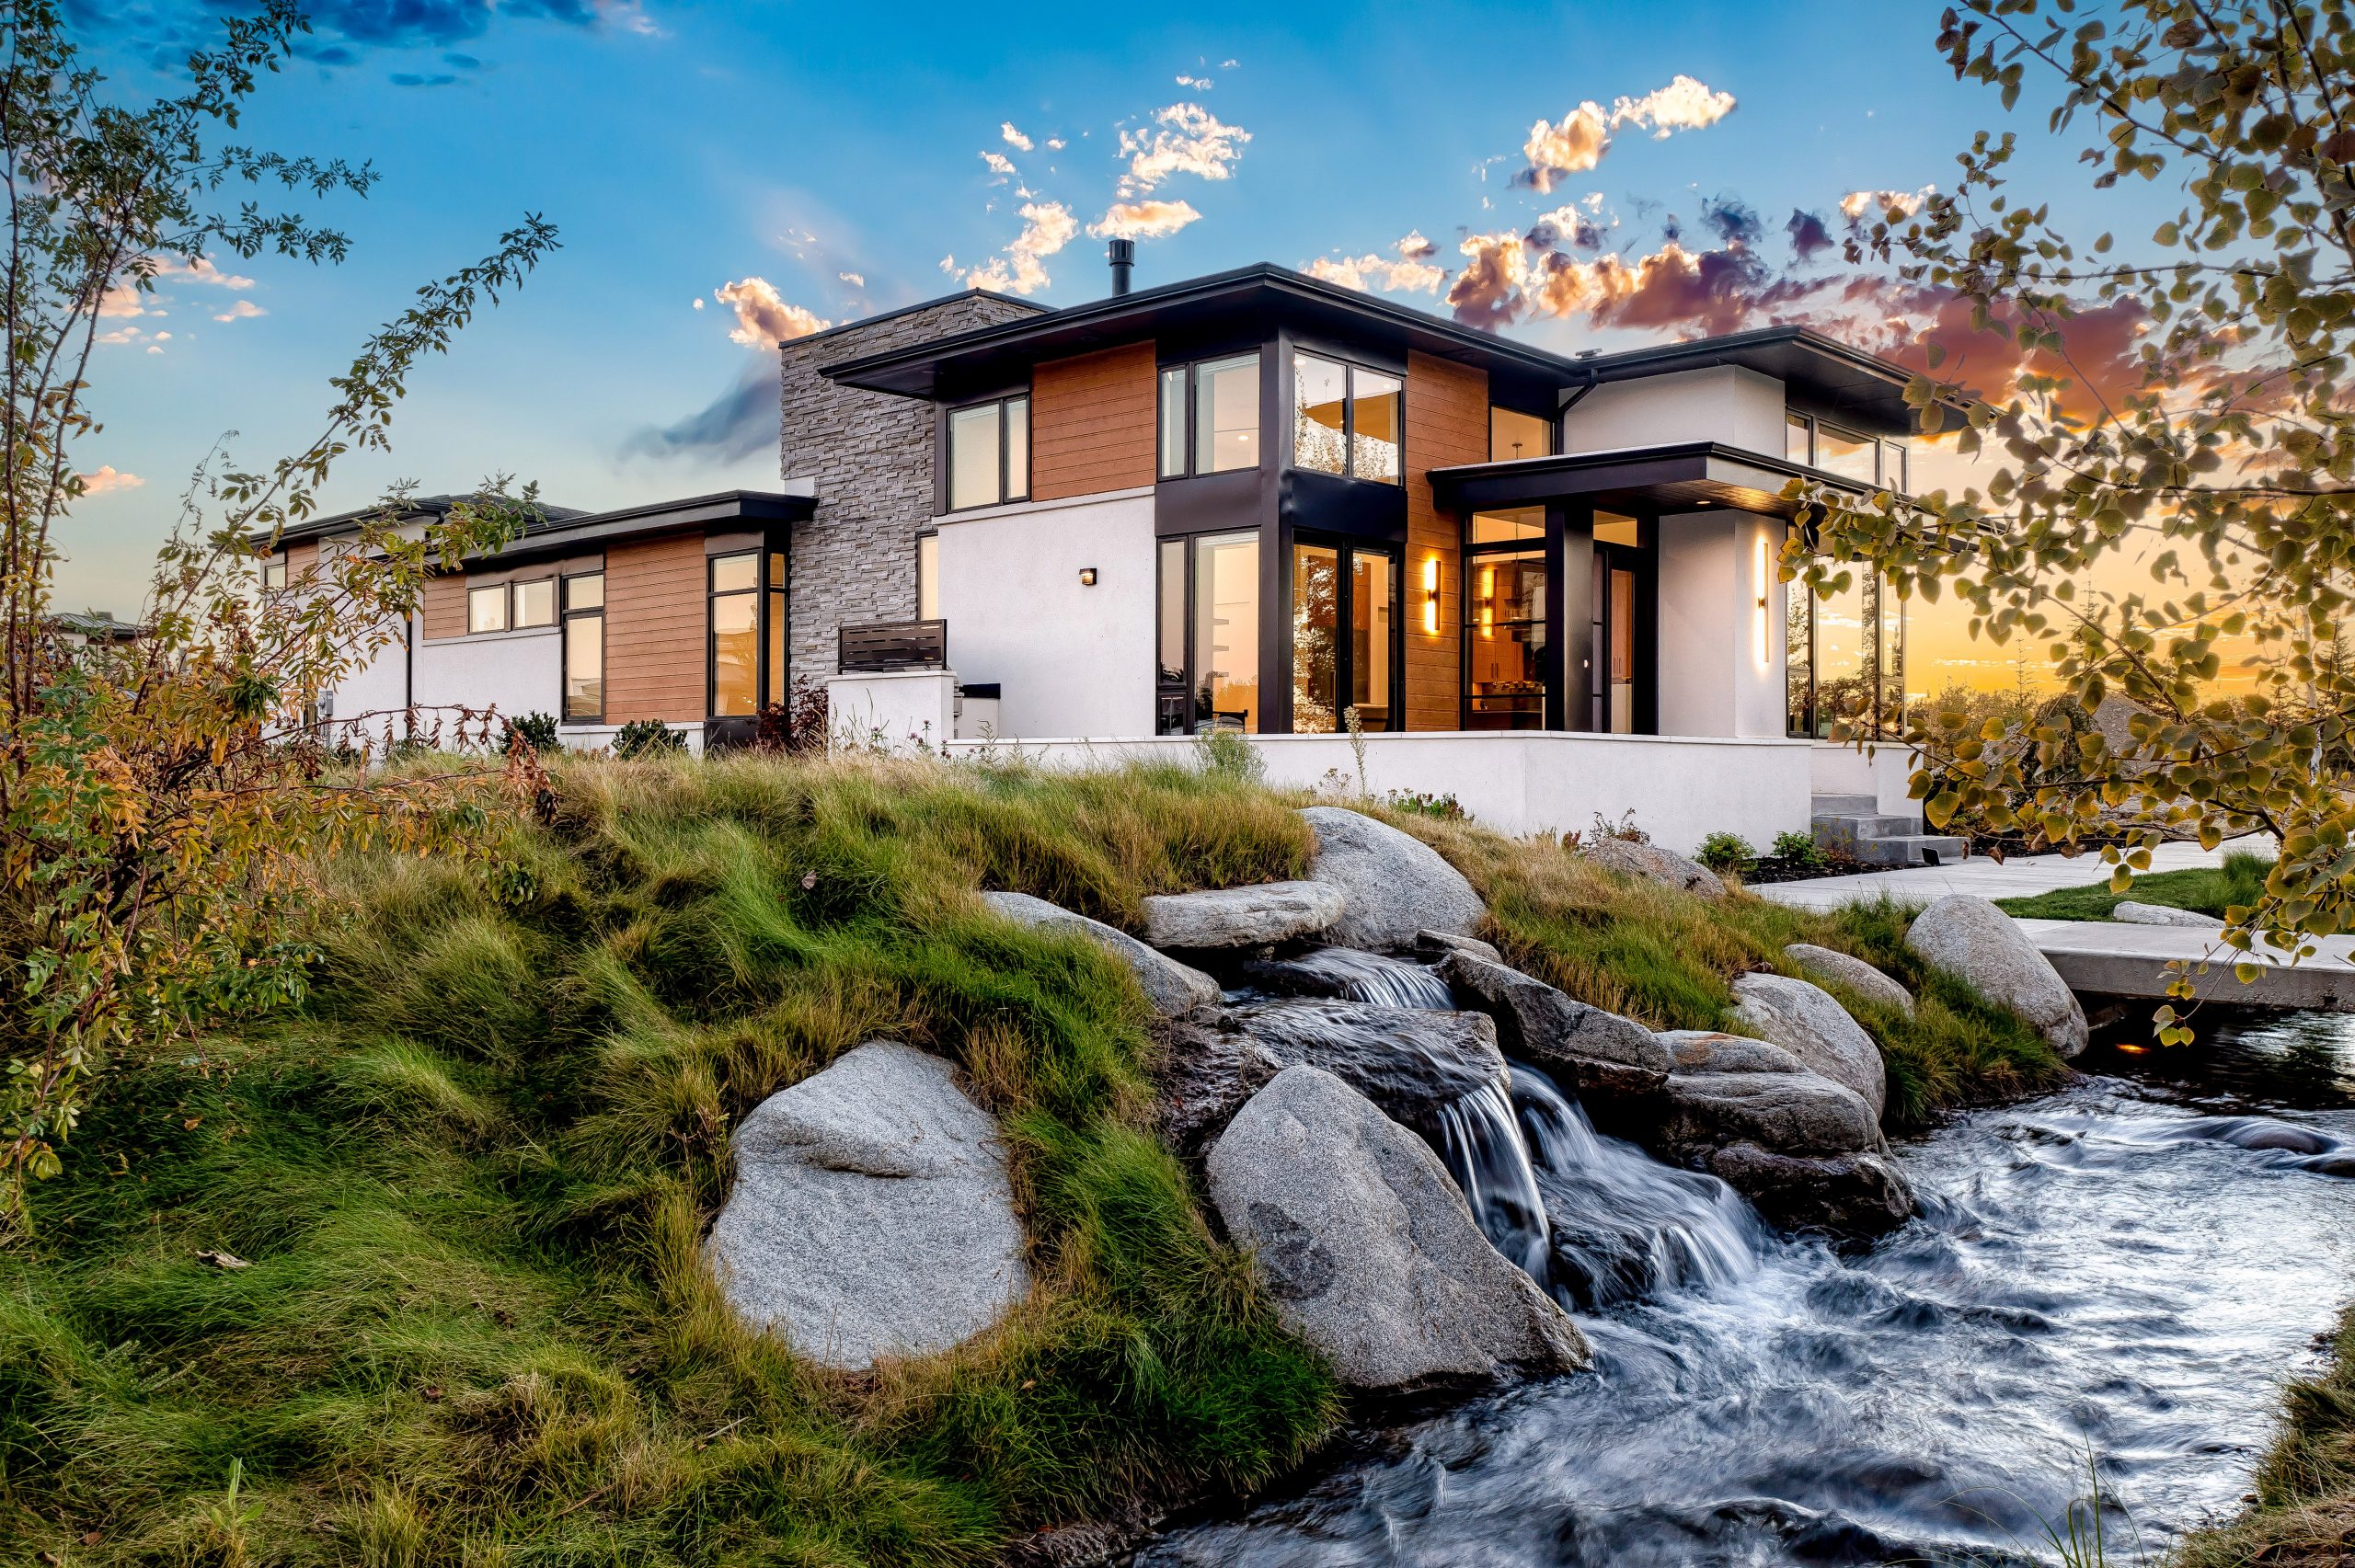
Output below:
[1429,441,1879,518]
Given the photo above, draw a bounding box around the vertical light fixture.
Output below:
[1479,565,1496,639]
[1421,555,1440,635]
[1752,530,1771,668]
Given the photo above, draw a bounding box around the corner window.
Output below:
[1292,352,1401,485]
[1158,352,1261,478]
[563,572,603,721]
[512,578,556,628]
[467,582,508,635]
[261,554,288,591]
[947,394,1030,510]
[1881,440,1909,492]
[1786,411,1813,465]
[1489,406,1554,463]
[1814,423,1876,484]
[1155,530,1261,733]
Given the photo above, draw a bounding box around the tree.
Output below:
[1793,0,2355,1036]
[0,0,560,1223]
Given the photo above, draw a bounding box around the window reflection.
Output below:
[1292,354,1347,476]
[1292,542,1340,732]
[1195,354,1260,473]
[1490,406,1554,463]
[1350,551,1396,730]
[948,403,1002,510]
[1350,369,1401,483]
[1192,532,1260,729]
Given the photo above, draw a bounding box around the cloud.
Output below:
[1000,121,1034,152]
[391,72,459,87]
[629,361,775,463]
[837,269,866,287]
[1445,226,1803,338]
[1087,200,1200,239]
[1840,186,1936,222]
[1696,194,1762,248]
[155,255,255,290]
[98,282,149,318]
[1517,74,1736,190]
[76,465,144,495]
[1046,136,1066,150]
[1529,204,1605,251]
[980,149,1017,177]
[1118,102,1251,195]
[211,299,266,323]
[1306,232,1446,295]
[953,200,1078,294]
[1786,208,1834,260]
[713,277,829,347]
[1176,74,1212,89]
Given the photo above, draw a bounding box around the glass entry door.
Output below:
[1590,539,1651,734]
[1291,536,1402,733]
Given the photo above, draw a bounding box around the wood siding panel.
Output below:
[1405,351,1487,731]
[1031,341,1156,501]
[422,572,466,641]
[603,533,706,724]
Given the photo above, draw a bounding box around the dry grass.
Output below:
[2174,1306,2355,1567]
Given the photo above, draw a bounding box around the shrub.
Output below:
[1694,831,1755,873]
[756,674,831,754]
[1384,788,1465,821]
[615,719,686,759]
[503,711,560,752]
[1192,725,1265,784]
[1763,829,1832,878]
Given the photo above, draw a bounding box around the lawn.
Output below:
[0,752,2067,1566]
[1993,849,2274,923]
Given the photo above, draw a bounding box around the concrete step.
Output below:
[1810,794,1879,817]
[1813,812,1927,844]
[1845,833,1971,868]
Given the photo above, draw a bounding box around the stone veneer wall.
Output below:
[777,292,1045,686]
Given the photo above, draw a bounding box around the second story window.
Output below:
[1159,351,1261,478]
[947,394,1029,510]
[1490,406,1555,463]
[260,554,288,591]
[1292,352,1402,485]
[1786,412,1909,490]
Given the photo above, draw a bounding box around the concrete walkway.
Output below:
[1753,837,2265,913]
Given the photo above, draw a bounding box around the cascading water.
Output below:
[1434,1079,1553,1282]
[1270,945,1459,1010]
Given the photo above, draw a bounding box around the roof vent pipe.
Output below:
[1108,237,1135,297]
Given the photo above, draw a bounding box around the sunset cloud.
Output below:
[1518,74,1735,191]
[1088,199,1201,239]
[1840,186,1936,222]
[1611,74,1737,138]
[713,277,829,347]
[1306,232,1446,294]
[76,464,144,495]
[1519,105,1610,191]
[953,200,1079,294]
[1118,102,1250,195]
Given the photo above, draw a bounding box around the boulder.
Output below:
[1140,880,1345,951]
[1436,950,1672,1104]
[1206,1065,1590,1395]
[1703,1142,1917,1234]
[1231,998,1507,1130]
[707,1042,1028,1370]
[1904,895,2089,1057]
[1415,929,1505,965]
[1152,1011,1280,1157]
[2112,899,2215,928]
[981,890,1220,1017]
[1658,1029,1810,1076]
[1729,972,1888,1121]
[1580,836,1729,901]
[1299,806,1488,951]
[1657,1069,1884,1161]
[1783,943,1915,1016]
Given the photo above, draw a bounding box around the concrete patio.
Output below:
[1753,837,2269,913]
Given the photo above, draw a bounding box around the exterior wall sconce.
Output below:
[1752,532,1770,669]
[1421,555,1440,635]
[1078,567,1097,587]
[1479,565,1495,640]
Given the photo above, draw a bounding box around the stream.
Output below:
[1141,966,2355,1566]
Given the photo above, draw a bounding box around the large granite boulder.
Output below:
[1300,806,1487,951]
[1231,998,1507,1130]
[1581,837,1729,901]
[1416,929,1505,965]
[1206,1065,1590,1395]
[2112,899,2214,928]
[1703,1142,1917,1234]
[1730,972,1888,1121]
[1904,894,2089,1057]
[1436,950,1672,1105]
[1659,1029,1811,1076]
[1141,880,1345,950]
[707,1041,1028,1370]
[1657,1068,1883,1160]
[981,889,1220,1017]
[1153,1012,1280,1157]
[1783,943,1915,1016]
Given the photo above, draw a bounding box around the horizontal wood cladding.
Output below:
[421,572,466,641]
[1031,340,1156,501]
[603,533,706,724]
[1405,351,1488,731]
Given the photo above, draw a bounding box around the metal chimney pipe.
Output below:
[1108,237,1135,297]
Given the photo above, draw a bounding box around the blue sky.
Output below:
[59,0,2153,623]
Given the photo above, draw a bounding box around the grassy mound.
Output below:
[1995,849,2273,923]
[0,755,2067,1565]
[2174,1305,2355,1566]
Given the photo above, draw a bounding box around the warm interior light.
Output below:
[1479,565,1495,639]
[1421,555,1440,635]
[1752,531,1771,668]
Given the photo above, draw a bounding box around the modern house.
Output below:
[270,249,1955,854]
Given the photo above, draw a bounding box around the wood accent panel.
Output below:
[1030,340,1156,501]
[421,571,466,641]
[1404,351,1488,731]
[602,532,706,724]
[286,539,320,579]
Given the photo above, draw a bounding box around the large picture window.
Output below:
[1292,352,1401,483]
[1786,570,1905,738]
[563,571,603,722]
[1158,352,1261,478]
[1786,413,1911,492]
[947,394,1029,510]
[1155,531,1261,732]
[707,548,788,722]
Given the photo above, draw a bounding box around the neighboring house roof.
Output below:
[818,262,1966,436]
[259,489,814,568]
[48,610,142,641]
[268,492,597,548]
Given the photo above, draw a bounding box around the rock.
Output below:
[1152,1013,1279,1157]
[1299,807,1488,951]
[2112,899,2215,928]
[1436,950,1672,1104]
[706,1042,1028,1371]
[1140,880,1345,950]
[1580,837,1729,901]
[1659,1029,1810,1076]
[1415,929,1504,965]
[1206,1065,1590,1394]
[1783,943,1915,1016]
[981,890,1221,1017]
[1703,1142,1916,1234]
[1730,972,1889,1121]
[1904,895,2089,1057]
[1232,998,1507,1131]
[1657,1069,1884,1160]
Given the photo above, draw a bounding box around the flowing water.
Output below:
[1144,1002,2355,1566]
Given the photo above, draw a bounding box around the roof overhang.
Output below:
[1570,326,1968,437]
[1429,441,1876,517]
[261,489,816,567]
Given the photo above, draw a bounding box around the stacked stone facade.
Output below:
[778,292,1044,685]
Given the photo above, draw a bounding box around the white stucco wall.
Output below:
[1809,741,1923,816]
[945,729,1812,853]
[1561,365,1787,455]
[827,670,958,754]
[931,486,1157,738]
[1654,509,1788,739]
[411,626,564,726]
[323,611,414,736]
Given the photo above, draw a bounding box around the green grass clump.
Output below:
[1995,850,2273,922]
[2172,1304,2355,1567]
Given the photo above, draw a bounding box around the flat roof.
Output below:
[1429,441,1879,517]
[262,488,814,564]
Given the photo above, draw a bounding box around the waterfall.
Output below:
[1435,1079,1555,1282]
[1271,946,1457,1010]
[1510,1062,1762,1310]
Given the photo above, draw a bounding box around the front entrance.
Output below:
[1589,512,1654,734]
[1290,535,1402,733]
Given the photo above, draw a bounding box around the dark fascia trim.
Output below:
[786,286,1051,354]
[1575,326,1979,423]
[272,490,817,567]
[1429,441,1882,509]
[819,263,1583,396]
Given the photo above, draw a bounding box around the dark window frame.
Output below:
[1156,349,1264,481]
[944,392,1032,512]
[1155,527,1262,734]
[1460,532,1551,731]
[1290,349,1404,486]
[1487,402,1557,464]
[260,554,289,592]
[511,574,557,629]
[1785,569,1906,740]
[706,549,766,721]
[1288,530,1406,735]
[560,570,605,724]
